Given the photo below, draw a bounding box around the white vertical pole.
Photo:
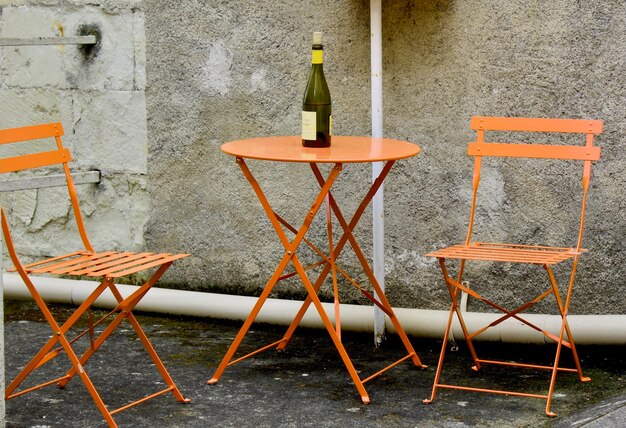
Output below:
[370,0,385,346]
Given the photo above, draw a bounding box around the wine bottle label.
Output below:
[312,50,323,64]
[329,115,332,135]
[302,111,316,140]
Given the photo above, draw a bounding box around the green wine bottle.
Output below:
[302,31,332,148]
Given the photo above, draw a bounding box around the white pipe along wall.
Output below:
[4,273,626,345]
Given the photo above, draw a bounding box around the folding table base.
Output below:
[209,158,425,404]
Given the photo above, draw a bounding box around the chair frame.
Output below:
[1,122,190,427]
[423,116,603,416]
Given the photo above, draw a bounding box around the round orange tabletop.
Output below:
[221,136,420,163]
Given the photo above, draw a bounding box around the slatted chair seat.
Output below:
[426,243,585,265]
[13,251,189,277]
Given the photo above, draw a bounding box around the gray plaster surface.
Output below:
[143,1,626,314]
[4,302,626,427]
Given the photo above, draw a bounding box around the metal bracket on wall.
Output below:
[0,36,96,47]
[0,171,101,192]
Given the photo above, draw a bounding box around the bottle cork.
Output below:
[313,32,323,45]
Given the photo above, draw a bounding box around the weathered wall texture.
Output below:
[0,1,149,262]
[1,1,623,316]
[144,0,373,296]
[145,0,625,315]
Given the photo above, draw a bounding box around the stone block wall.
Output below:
[0,1,149,261]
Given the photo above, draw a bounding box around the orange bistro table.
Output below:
[210,135,425,403]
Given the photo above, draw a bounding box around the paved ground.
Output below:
[4,301,626,427]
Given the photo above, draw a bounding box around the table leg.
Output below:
[314,165,423,368]
[288,249,371,403]
[325,194,341,341]
[278,162,424,369]
[208,158,341,385]
[277,161,395,349]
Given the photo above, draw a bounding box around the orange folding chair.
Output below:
[423,116,603,416]
[0,123,190,427]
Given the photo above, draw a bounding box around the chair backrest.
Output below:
[464,116,603,250]
[0,122,94,252]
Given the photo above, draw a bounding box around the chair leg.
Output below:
[55,328,119,427]
[424,258,591,416]
[424,257,481,403]
[107,283,191,403]
[544,264,590,417]
[58,266,186,398]
[5,278,111,397]
[438,259,481,369]
[56,277,149,387]
[544,265,589,381]
[4,284,117,426]
[50,269,188,425]
[423,301,456,404]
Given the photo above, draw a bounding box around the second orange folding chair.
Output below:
[423,116,603,416]
[1,123,191,427]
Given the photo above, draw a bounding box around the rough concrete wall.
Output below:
[145,0,374,297]
[145,0,625,315]
[378,0,625,315]
[0,1,149,261]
